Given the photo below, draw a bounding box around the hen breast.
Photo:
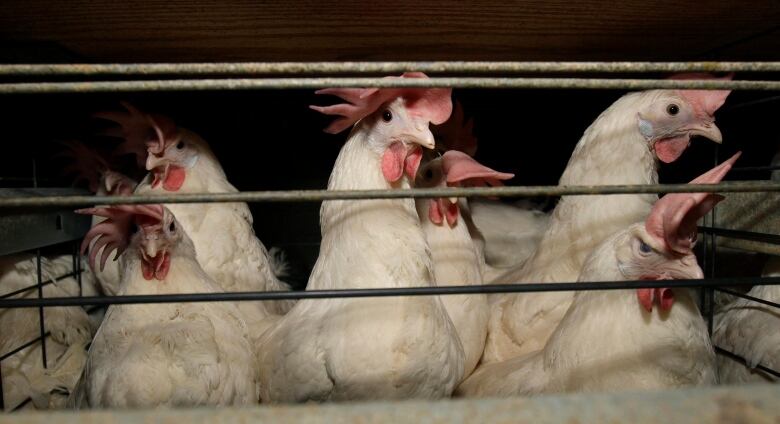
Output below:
[72,258,258,408]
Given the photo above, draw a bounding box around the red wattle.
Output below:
[637,288,654,312]
[404,147,423,179]
[141,253,171,281]
[657,288,675,310]
[428,199,444,225]
[162,166,186,192]
[444,200,459,227]
[381,143,406,182]
[654,136,690,163]
[142,260,155,280]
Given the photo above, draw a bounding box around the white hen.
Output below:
[469,199,551,272]
[713,257,780,383]
[713,147,780,383]
[95,103,292,335]
[414,150,513,379]
[483,82,731,363]
[430,103,550,278]
[71,204,258,408]
[457,156,738,396]
[257,73,464,402]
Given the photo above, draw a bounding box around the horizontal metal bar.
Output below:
[5,384,780,423]
[1,78,778,94]
[0,270,82,300]
[0,277,778,309]
[715,346,780,379]
[2,61,779,77]
[698,226,780,245]
[0,333,49,362]
[715,287,780,309]
[1,181,778,209]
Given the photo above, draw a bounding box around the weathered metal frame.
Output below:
[0,61,777,415]
[0,181,779,209]
[1,77,779,94]
[4,384,780,423]
[1,61,779,76]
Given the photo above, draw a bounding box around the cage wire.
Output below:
[0,63,779,410]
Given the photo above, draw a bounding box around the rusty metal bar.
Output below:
[0,77,778,94]
[0,276,778,309]
[6,384,780,423]
[1,61,779,76]
[0,181,779,209]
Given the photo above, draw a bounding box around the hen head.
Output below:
[131,206,185,281]
[637,74,731,164]
[415,150,513,227]
[144,122,208,192]
[95,102,209,192]
[78,204,191,281]
[311,72,453,183]
[611,152,740,312]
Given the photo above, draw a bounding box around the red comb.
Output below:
[441,150,514,187]
[645,152,741,255]
[94,102,179,168]
[667,73,733,117]
[146,114,179,155]
[432,101,477,156]
[77,204,165,271]
[310,72,453,134]
[56,141,110,193]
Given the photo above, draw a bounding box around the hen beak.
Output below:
[103,172,121,193]
[141,235,165,260]
[402,124,436,150]
[662,254,704,280]
[687,120,723,144]
[145,154,170,172]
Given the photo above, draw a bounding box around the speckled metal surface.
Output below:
[2,384,778,423]
[1,77,778,94]
[0,181,779,209]
[1,61,779,76]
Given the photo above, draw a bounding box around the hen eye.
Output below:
[639,240,653,254]
[169,221,175,232]
[176,141,185,150]
[666,104,680,116]
[131,223,140,234]
[424,168,434,180]
[381,110,393,122]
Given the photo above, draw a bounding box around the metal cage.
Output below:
[0,62,778,420]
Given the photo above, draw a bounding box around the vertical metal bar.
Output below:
[0,347,4,411]
[32,159,48,369]
[704,147,720,335]
[699,217,708,313]
[35,251,47,370]
[74,241,82,297]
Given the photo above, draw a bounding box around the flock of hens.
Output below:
[0,72,777,410]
